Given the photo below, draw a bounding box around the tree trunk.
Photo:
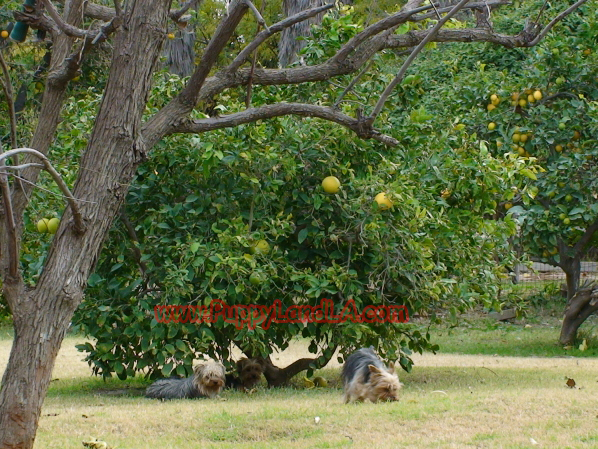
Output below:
[0,2,172,447]
[561,256,581,300]
[278,0,325,67]
[0,289,80,448]
[558,282,598,345]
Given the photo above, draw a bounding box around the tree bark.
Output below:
[278,0,325,67]
[0,1,172,447]
[261,347,336,387]
[558,283,598,345]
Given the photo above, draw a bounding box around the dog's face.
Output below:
[194,361,226,397]
[237,358,265,388]
[368,364,402,402]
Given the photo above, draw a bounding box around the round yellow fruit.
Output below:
[167,33,175,39]
[37,219,49,233]
[512,133,521,143]
[504,203,513,210]
[487,104,496,112]
[533,90,542,101]
[555,144,563,152]
[313,376,328,387]
[251,239,270,255]
[374,192,393,210]
[488,122,496,131]
[518,99,527,107]
[1,30,8,39]
[573,130,581,140]
[321,176,341,194]
[47,217,60,234]
[527,94,535,103]
[519,133,528,143]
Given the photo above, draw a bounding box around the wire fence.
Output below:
[508,261,598,298]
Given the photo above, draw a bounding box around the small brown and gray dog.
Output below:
[225,358,266,391]
[145,360,226,400]
[341,348,402,403]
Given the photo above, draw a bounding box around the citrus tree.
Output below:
[74,63,529,385]
[469,6,598,344]
[0,0,588,446]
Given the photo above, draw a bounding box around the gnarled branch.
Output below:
[0,149,85,234]
[169,103,399,146]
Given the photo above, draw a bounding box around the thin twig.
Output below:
[244,0,269,32]
[368,0,472,125]
[9,174,97,204]
[113,0,122,17]
[333,59,375,108]
[481,366,498,376]
[533,0,549,26]
[40,0,89,38]
[527,0,588,46]
[227,2,334,73]
[0,163,45,171]
[1,148,85,234]
[245,0,265,108]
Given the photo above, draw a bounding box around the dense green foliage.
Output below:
[2,0,594,378]
[71,7,535,380]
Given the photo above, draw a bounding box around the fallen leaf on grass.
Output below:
[431,390,448,396]
[566,378,576,388]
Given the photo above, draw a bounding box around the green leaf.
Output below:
[298,228,308,244]
[519,168,537,180]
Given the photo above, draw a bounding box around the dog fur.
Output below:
[341,347,402,403]
[225,358,265,391]
[145,360,226,400]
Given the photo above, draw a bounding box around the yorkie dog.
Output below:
[225,357,266,391]
[342,347,402,403]
[146,360,226,399]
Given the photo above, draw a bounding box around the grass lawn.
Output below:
[2,314,598,449]
[428,312,598,358]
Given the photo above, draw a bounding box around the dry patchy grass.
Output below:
[1,337,598,448]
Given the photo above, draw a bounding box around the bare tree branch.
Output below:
[334,59,375,109]
[0,149,85,234]
[40,0,89,38]
[143,0,585,150]
[573,217,598,255]
[369,0,472,124]
[169,103,399,146]
[245,0,269,31]
[170,0,196,22]
[527,0,588,46]
[227,2,335,73]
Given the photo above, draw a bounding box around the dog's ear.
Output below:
[193,362,206,376]
[249,358,267,370]
[368,364,383,375]
[237,358,248,372]
[386,361,395,374]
